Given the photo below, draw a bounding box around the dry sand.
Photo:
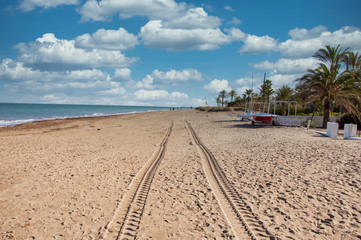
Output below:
[0,110,360,239]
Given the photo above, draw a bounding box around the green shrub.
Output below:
[195,106,230,112]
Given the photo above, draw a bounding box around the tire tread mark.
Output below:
[185,120,275,240]
[100,121,173,240]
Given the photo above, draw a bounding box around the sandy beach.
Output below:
[1,110,360,239]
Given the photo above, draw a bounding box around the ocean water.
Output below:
[0,103,175,127]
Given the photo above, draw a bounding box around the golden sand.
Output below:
[1,110,360,239]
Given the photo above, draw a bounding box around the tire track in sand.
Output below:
[185,120,275,240]
[100,121,173,240]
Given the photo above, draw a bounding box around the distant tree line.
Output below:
[215,45,361,128]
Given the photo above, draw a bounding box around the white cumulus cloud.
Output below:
[204,79,231,93]
[113,68,132,81]
[78,0,187,22]
[278,26,361,58]
[139,20,241,51]
[75,28,138,51]
[0,58,129,100]
[235,76,264,96]
[237,26,361,58]
[19,0,79,11]
[0,58,42,81]
[268,73,302,88]
[278,37,323,59]
[134,89,188,101]
[15,33,136,71]
[238,34,278,55]
[164,7,221,29]
[79,1,241,51]
[136,75,154,89]
[239,25,361,91]
[152,69,203,83]
[235,77,254,86]
[252,58,319,74]
[135,68,203,89]
[288,25,328,40]
[99,87,126,96]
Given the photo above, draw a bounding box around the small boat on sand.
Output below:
[238,100,298,126]
[252,113,277,125]
[238,112,277,125]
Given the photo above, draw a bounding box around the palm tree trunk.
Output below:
[322,99,330,128]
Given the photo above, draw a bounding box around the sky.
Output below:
[1,0,361,107]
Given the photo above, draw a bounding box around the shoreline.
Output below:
[0,102,186,128]
[0,109,173,128]
[0,109,192,132]
[1,110,360,239]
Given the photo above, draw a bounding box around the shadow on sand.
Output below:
[214,120,240,123]
[214,120,279,129]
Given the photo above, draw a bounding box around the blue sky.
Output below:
[1,0,361,106]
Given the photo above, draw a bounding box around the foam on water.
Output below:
[0,103,179,127]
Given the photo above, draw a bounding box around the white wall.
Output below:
[275,116,340,128]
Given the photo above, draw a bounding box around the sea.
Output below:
[0,103,178,127]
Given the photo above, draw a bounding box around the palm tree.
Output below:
[259,79,274,103]
[343,51,361,85]
[275,85,294,115]
[229,89,237,102]
[216,97,221,107]
[314,45,347,71]
[219,90,228,108]
[340,51,361,117]
[296,45,361,128]
[243,89,253,102]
